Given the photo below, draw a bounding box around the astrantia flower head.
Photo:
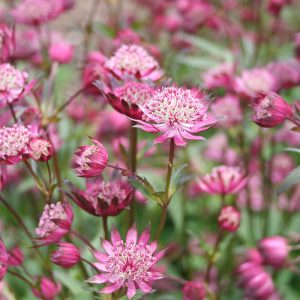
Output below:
[35,202,73,246]
[68,175,133,217]
[198,165,248,195]
[0,238,7,281]
[87,225,165,299]
[28,138,54,161]
[72,139,108,178]
[0,124,32,165]
[106,82,154,119]
[51,242,81,269]
[105,44,161,80]
[218,205,241,232]
[32,277,61,300]
[135,86,216,146]
[0,64,30,105]
[251,92,293,128]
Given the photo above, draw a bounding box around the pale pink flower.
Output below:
[72,139,108,178]
[105,44,161,80]
[251,92,293,128]
[35,202,73,246]
[218,206,241,232]
[235,68,277,98]
[28,138,54,162]
[32,277,61,300]
[274,121,300,146]
[183,281,206,300]
[198,165,248,195]
[135,86,216,146]
[0,238,7,281]
[51,242,80,269]
[0,124,32,165]
[87,225,165,299]
[49,42,73,64]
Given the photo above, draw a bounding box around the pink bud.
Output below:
[218,206,241,232]
[49,43,73,64]
[244,248,263,265]
[7,246,24,267]
[258,236,289,268]
[183,281,206,300]
[51,242,80,268]
[32,277,61,300]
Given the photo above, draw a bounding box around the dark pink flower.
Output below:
[72,139,108,178]
[35,202,73,246]
[267,0,291,16]
[251,92,293,128]
[135,86,216,146]
[198,165,248,195]
[51,242,80,268]
[32,277,61,300]
[7,246,24,267]
[87,225,165,299]
[0,238,7,281]
[68,176,132,217]
[218,206,241,232]
[105,44,161,80]
[28,138,54,162]
[182,280,206,300]
[0,24,14,63]
[237,262,274,300]
[49,43,73,64]
[258,236,289,269]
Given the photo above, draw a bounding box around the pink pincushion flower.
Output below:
[0,238,7,281]
[35,202,73,246]
[0,24,14,63]
[105,44,161,80]
[32,277,61,300]
[218,206,241,232]
[251,92,293,128]
[198,165,248,195]
[49,42,73,64]
[51,242,80,269]
[0,64,31,105]
[0,124,32,165]
[106,82,154,119]
[87,225,165,299]
[135,86,216,146]
[68,176,133,217]
[183,281,206,300]
[7,246,24,267]
[72,139,108,178]
[235,68,277,98]
[28,138,54,162]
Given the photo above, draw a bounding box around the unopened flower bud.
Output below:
[51,242,80,268]
[218,206,241,232]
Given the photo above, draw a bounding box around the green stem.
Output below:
[7,270,35,288]
[102,216,109,240]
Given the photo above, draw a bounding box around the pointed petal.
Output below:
[127,281,136,299]
[93,250,108,263]
[101,239,114,255]
[93,262,108,272]
[137,281,153,293]
[101,284,121,294]
[86,274,108,284]
[126,225,137,245]
[111,225,122,246]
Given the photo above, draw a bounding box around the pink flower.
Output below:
[244,248,263,265]
[51,242,80,268]
[0,238,7,281]
[106,82,154,119]
[183,281,206,300]
[113,29,141,48]
[72,139,108,178]
[87,225,165,299]
[235,68,277,98]
[251,92,293,128]
[295,33,300,60]
[0,124,32,165]
[0,64,32,105]
[35,202,73,246]
[237,262,274,300]
[198,165,248,195]
[267,0,291,16]
[218,206,241,232]
[258,236,289,269]
[105,44,161,80]
[49,43,73,64]
[135,86,216,146]
[32,277,61,300]
[7,246,24,267]
[68,176,133,217]
[28,138,54,162]
[270,153,294,184]
[0,24,14,63]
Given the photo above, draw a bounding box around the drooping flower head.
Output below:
[68,175,133,217]
[0,124,32,165]
[32,277,61,300]
[51,242,81,269]
[135,86,216,146]
[28,138,54,161]
[87,225,165,299]
[35,202,73,246]
[182,280,206,300]
[251,92,293,128]
[198,165,248,195]
[0,64,29,105]
[0,238,7,281]
[218,205,241,232]
[105,44,161,80]
[106,82,154,119]
[72,139,108,178]
[0,24,14,63]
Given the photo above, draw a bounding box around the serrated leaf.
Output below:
[277,166,300,195]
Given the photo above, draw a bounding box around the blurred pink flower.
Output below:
[0,238,7,281]
[7,246,24,267]
[274,121,300,146]
[267,0,291,16]
[135,86,216,146]
[51,242,80,269]
[49,43,73,64]
[218,206,241,232]
[198,165,248,196]
[113,29,141,48]
[87,225,165,299]
[72,139,108,178]
[270,153,294,184]
[0,24,14,63]
[35,202,73,246]
[32,277,61,300]
[295,32,300,60]
[183,280,206,300]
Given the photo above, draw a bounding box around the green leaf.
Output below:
[284,147,300,154]
[277,166,300,195]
